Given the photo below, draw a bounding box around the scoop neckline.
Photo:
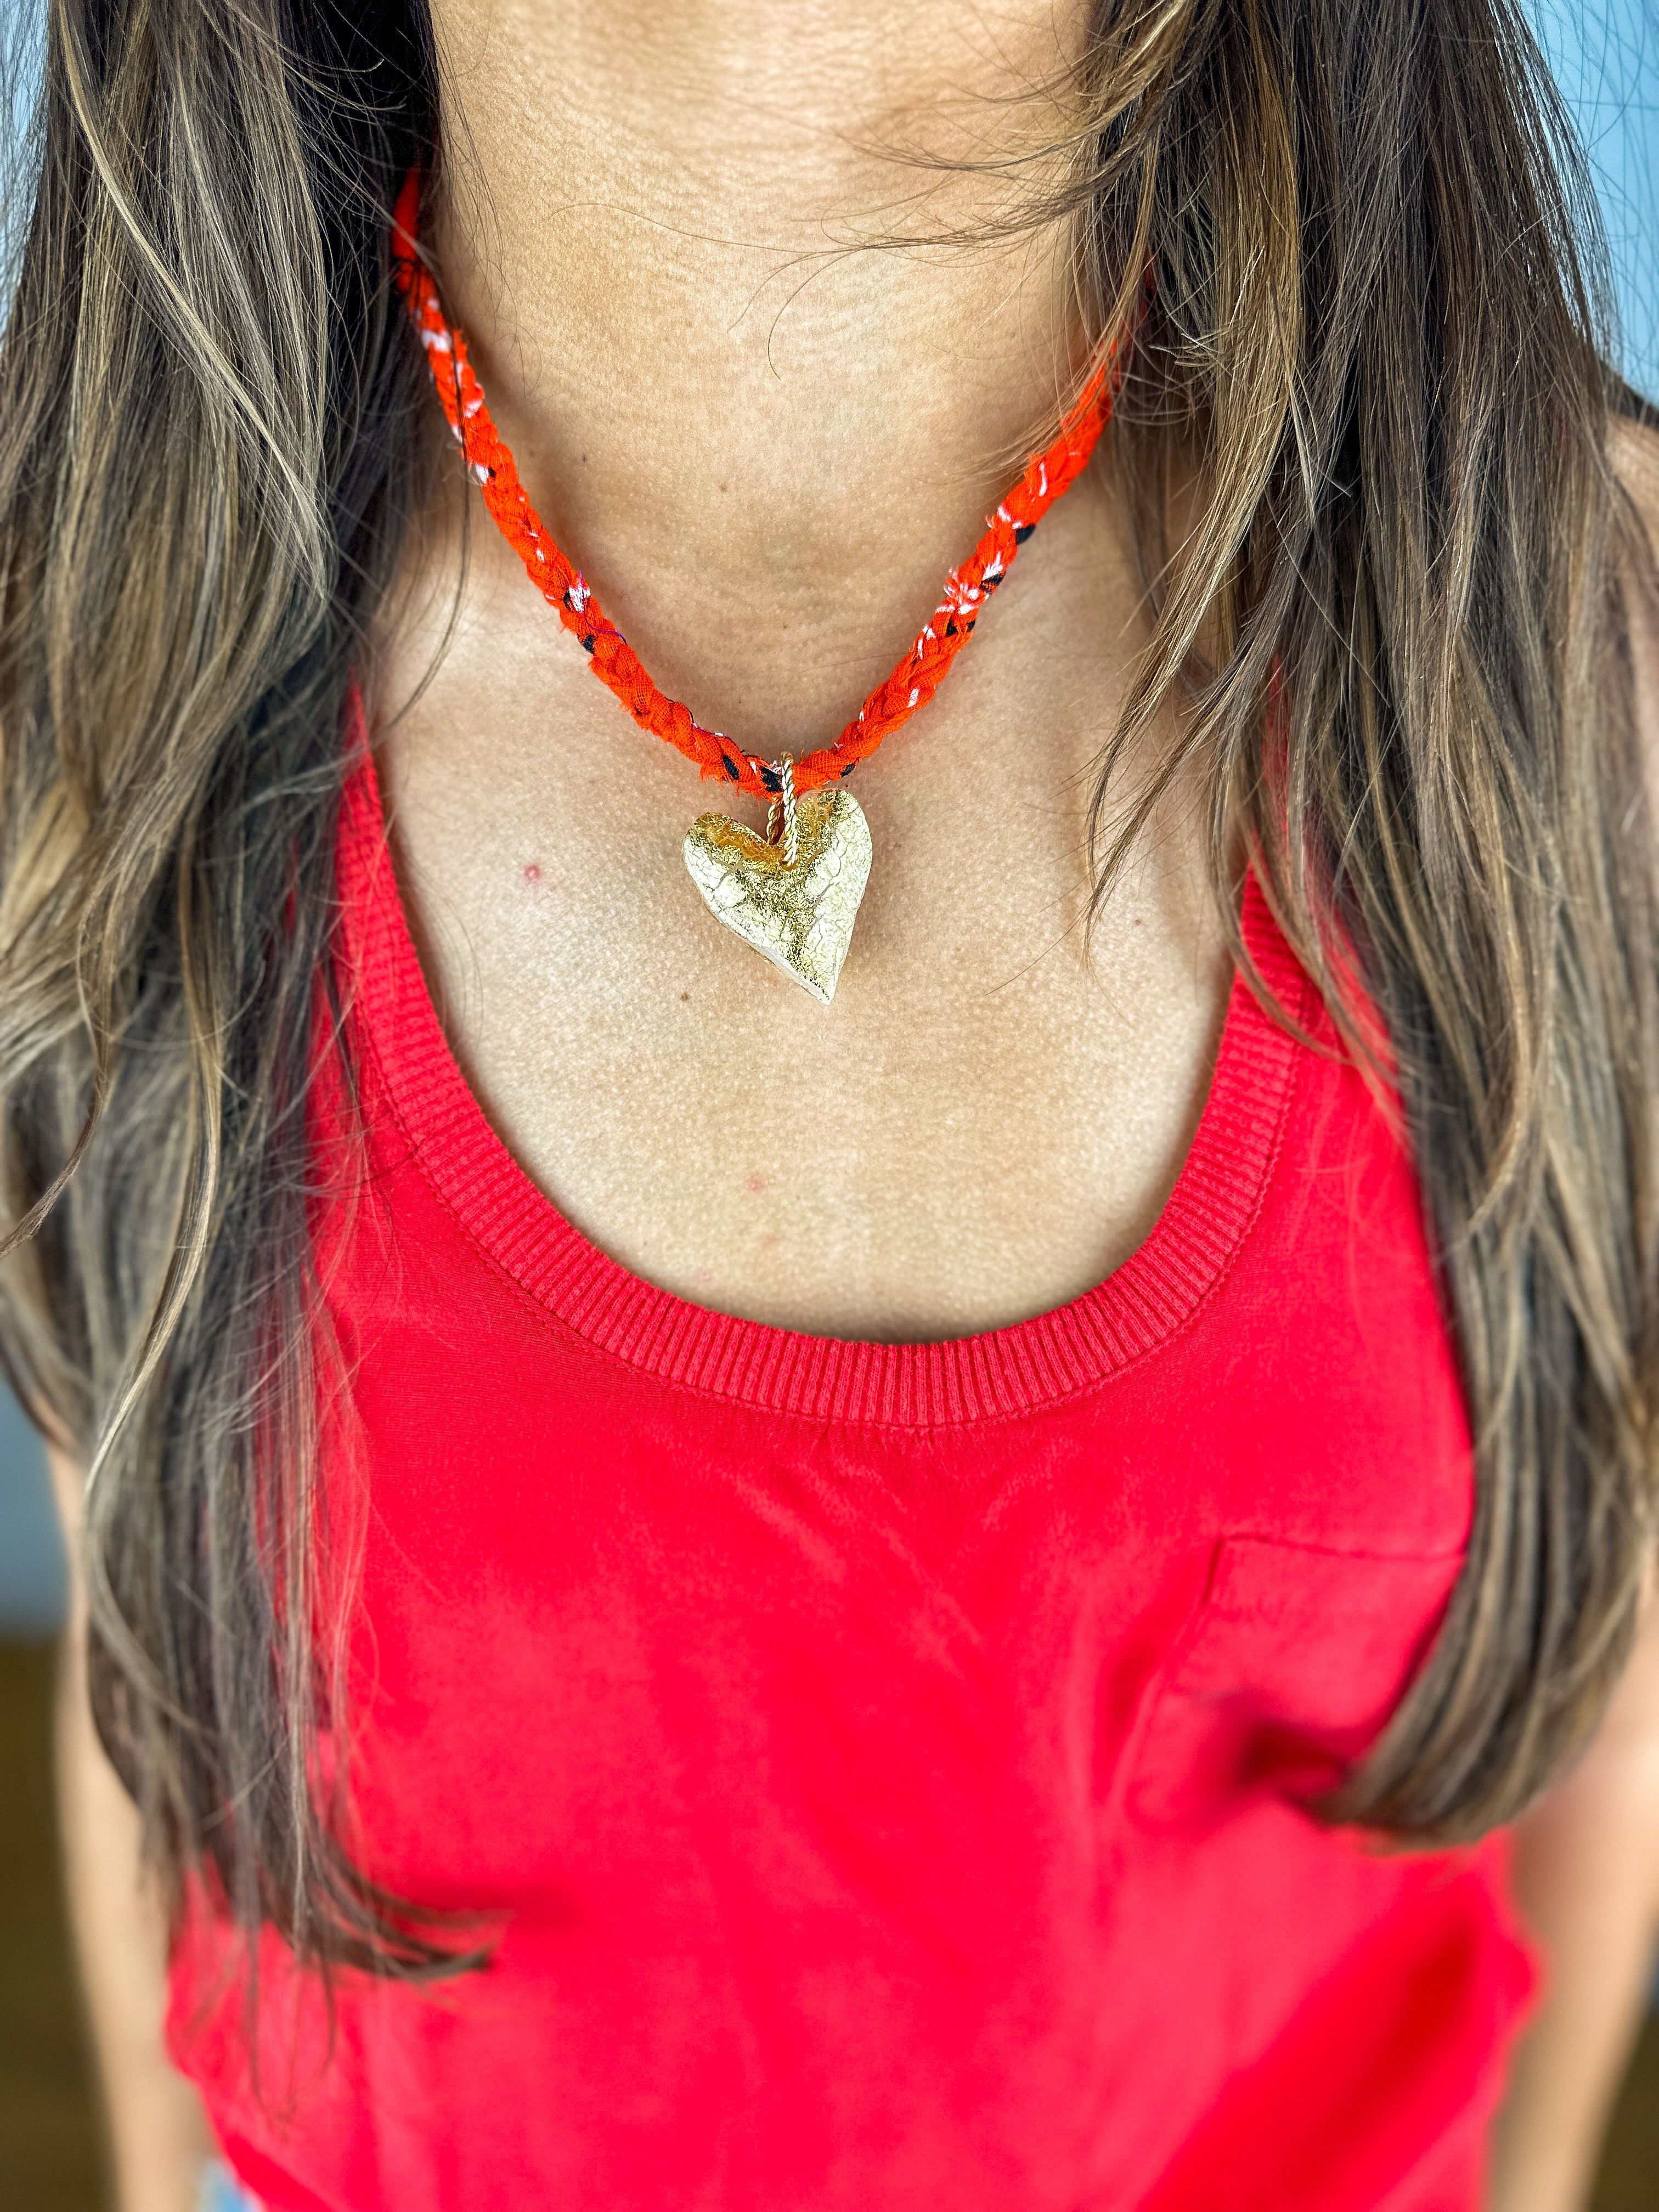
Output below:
[334,726,1310,1430]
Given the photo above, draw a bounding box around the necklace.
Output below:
[391,177,1118,1005]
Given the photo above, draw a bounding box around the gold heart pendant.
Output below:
[683,782,872,1005]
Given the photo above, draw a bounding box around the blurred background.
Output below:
[2,0,1657,2205]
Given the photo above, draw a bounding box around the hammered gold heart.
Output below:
[682,787,873,1005]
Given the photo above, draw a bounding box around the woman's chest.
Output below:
[377,689,1232,1342]
[334,701,1475,1914]
[316,935,1475,1914]
[326,1261,1471,1920]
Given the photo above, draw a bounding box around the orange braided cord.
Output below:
[392,173,1118,803]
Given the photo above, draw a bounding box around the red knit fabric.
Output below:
[390,172,1119,804]
[165,726,1536,2211]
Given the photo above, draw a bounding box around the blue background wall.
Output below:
[0,5,1656,1633]
[1531,0,1658,397]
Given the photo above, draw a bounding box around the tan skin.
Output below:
[50,4,1659,2207]
[391,0,1231,1344]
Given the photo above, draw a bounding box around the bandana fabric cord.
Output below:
[391,173,1118,806]
[391,172,1120,1001]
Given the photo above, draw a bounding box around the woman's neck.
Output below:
[427,0,1099,743]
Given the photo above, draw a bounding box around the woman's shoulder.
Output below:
[1612,408,1659,561]
[1610,409,1659,795]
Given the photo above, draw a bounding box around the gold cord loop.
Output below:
[766,755,799,868]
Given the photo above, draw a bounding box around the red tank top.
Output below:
[166,742,1536,2211]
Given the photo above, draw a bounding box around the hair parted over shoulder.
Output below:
[0,0,1655,1985]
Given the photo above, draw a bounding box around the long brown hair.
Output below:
[0,0,1654,1981]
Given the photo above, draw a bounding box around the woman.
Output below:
[4,1,1658,2207]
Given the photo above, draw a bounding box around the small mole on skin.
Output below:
[746,1171,768,1195]
[522,863,543,888]
[680,991,690,1002]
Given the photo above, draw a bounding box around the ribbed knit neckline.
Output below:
[336,738,1310,1429]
